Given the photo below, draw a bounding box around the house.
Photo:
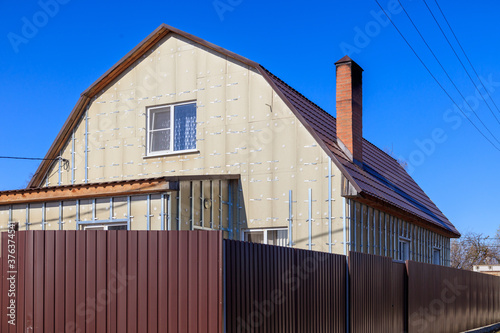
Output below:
[0,24,460,265]
[473,265,500,276]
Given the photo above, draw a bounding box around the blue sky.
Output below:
[0,0,499,237]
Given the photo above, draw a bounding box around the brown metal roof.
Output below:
[25,24,459,237]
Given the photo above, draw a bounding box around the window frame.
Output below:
[241,227,289,246]
[146,101,198,157]
[81,222,128,231]
[432,247,441,265]
[398,236,410,261]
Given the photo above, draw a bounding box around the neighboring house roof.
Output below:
[26,24,460,238]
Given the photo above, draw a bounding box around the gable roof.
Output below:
[27,24,460,238]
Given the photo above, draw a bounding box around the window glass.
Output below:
[399,240,409,261]
[243,228,288,247]
[433,249,441,265]
[245,231,264,244]
[174,103,197,151]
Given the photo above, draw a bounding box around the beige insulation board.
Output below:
[45,201,59,230]
[130,195,147,230]
[62,200,77,230]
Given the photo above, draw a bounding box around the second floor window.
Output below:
[147,102,197,156]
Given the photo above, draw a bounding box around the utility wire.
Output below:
[374,0,500,152]
[422,0,500,125]
[433,0,500,117]
[396,0,500,146]
[0,156,64,161]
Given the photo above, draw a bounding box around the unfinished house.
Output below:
[0,24,460,265]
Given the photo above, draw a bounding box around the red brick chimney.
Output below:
[335,55,363,164]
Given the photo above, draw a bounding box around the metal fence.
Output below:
[349,252,407,333]
[408,260,500,333]
[224,239,347,333]
[0,230,223,333]
[1,232,500,333]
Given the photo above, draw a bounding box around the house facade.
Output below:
[0,24,460,265]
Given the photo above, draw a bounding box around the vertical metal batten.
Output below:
[227,182,232,239]
[167,193,172,230]
[92,199,96,221]
[42,202,46,231]
[127,196,131,230]
[328,158,332,253]
[75,199,80,230]
[109,197,113,220]
[384,215,387,256]
[308,188,312,250]
[71,129,75,184]
[146,194,151,230]
[288,190,293,247]
[161,193,165,230]
[84,110,89,184]
[26,204,29,230]
[190,182,194,230]
[58,155,62,186]
[58,201,63,230]
[219,180,223,233]
[352,201,357,251]
[342,197,347,255]
[360,204,364,253]
[200,181,204,227]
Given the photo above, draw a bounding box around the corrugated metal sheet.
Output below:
[0,230,223,332]
[224,240,347,333]
[407,260,500,333]
[349,252,406,333]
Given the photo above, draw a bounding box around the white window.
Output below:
[433,248,441,265]
[242,228,288,247]
[147,102,197,156]
[82,223,127,230]
[399,238,410,261]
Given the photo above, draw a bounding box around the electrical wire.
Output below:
[422,0,500,125]
[396,0,500,146]
[374,0,500,152]
[0,156,69,170]
[433,0,500,118]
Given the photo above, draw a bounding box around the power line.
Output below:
[422,0,500,125]
[373,0,500,152]
[396,0,500,146]
[433,0,500,117]
[0,156,64,161]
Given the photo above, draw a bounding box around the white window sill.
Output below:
[144,149,200,159]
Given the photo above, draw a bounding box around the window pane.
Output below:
[245,231,264,244]
[433,249,440,265]
[109,225,127,230]
[84,226,105,230]
[174,103,196,151]
[151,109,170,130]
[268,230,288,246]
[150,129,170,152]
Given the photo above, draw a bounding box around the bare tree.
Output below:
[450,231,500,270]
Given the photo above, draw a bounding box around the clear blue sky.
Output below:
[1,0,499,237]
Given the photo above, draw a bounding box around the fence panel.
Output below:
[0,230,223,333]
[349,252,406,333]
[224,240,347,333]
[407,260,500,333]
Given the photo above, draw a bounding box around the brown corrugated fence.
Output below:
[407,260,500,333]
[1,232,500,333]
[349,252,407,333]
[224,240,347,333]
[0,230,223,333]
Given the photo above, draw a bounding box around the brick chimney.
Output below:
[335,55,363,164]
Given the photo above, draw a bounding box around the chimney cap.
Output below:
[335,55,364,71]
